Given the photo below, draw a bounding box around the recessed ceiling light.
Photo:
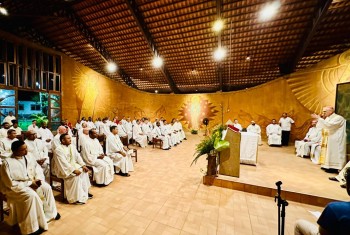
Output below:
[155,90,158,93]
[0,5,8,16]
[259,1,281,22]
[246,56,251,61]
[212,19,224,32]
[214,47,226,61]
[152,56,163,68]
[106,62,117,73]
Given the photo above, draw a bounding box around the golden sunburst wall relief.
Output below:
[178,96,218,130]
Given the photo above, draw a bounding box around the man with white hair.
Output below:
[311,106,347,171]
[247,121,262,145]
[295,120,322,158]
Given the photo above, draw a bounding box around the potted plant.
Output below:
[191,125,229,176]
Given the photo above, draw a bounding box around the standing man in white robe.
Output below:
[0,129,18,159]
[266,119,282,146]
[52,133,92,204]
[279,112,295,146]
[3,111,16,125]
[132,120,147,148]
[38,122,54,153]
[106,126,134,176]
[295,120,321,158]
[152,122,170,150]
[176,119,186,140]
[25,130,50,182]
[311,106,347,171]
[81,129,114,185]
[0,140,60,235]
[233,119,243,132]
[247,121,262,145]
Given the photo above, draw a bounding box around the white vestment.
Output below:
[117,124,128,138]
[124,121,133,141]
[0,156,57,234]
[106,133,134,173]
[52,144,91,204]
[3,115,16,125]
[266,124,282,146]
[152,126,170,149]
[132,124,147,147]
[247,124,262,145]
[81,138,114,185]
[38,127,54,152]
[160,125,173,146]
[335,161,350,185]
[0,128,9,139]
[295,127,322,157]
[141,123,153,142]
[233,123,243,131]
[99,122,110,136]
[10,126,22,135]
[28,125,41,138]
[317,113,347,170]
[0,137,18,159]
[25,139,49,182]
[176,121,186,140]
[86,121,96,129]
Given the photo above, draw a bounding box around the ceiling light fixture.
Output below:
[214,47,226,61]
[0,5,8,16]
[212,19,224,32]
[152,56,163,68]
[106,62,117,73]
[246,56,251,61]
[259,1,281,22]
[155,90,158,93]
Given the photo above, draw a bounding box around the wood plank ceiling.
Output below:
[1,0,349,93]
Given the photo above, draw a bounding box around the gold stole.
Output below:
[319,129,329,164]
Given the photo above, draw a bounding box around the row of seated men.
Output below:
[74,116,187,150]
[0,121,140,235]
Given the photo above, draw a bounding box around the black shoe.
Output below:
[329,177,338,182]
[163,148,170,150]
[341,184,346,188]
[29,227,45,235]
[88,193,93,199]
[55,213,61,220]
[184,138,187,140]
[325,168,339,173]
[75,201,85,205]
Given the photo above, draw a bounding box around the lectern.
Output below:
[219,127,241,177]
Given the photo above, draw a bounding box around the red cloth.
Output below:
[228,124,240,132]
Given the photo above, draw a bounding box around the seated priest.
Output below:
[38,122,54,152]
[10,120,23,136]
[141,119,153,144]
[132,119,147,148]
[0,140,60,235]
[295,120,321,158]
[81,128,114,185]
[233,119,243,132]
[124,117,133,142]
[52,126,68,151]
[175,119,186,140]
[117,122,129,140]
[0,122,11,139]
[294,167,350,235]
[106,125,134,176]
[266,119,282,146]
[0,129,18,159]
[247,121,262,145]
[52,133,92,204]
[28,120,41,138]
[24,130,50,182]
[160,120,173,147]
[152,121,170,150]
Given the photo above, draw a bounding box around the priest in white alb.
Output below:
[152,121,170,150]
[24,130,50,182]
[247,121,262,145]
[0,129,18,159]
[38,122,54,152]
[0,140,60,235]
[52,133,92,204]
[106,125,134,176]
[311,106,347,171]
[132,119,147,148]
[81,129,114,185]
[295,120,321,158]
[266,119,282,146]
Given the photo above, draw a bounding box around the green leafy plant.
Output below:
[30,113,48,127]
[191,124,229,166]
[191,129,198,134]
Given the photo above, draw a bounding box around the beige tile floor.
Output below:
[0,134,331,235]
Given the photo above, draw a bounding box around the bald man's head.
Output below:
[322,106,334,118]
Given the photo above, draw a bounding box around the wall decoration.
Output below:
[335,81,350,153]
[178,96,218,130]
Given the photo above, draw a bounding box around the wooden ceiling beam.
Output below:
[54,7,138,89]
[281,0,333,74]
[125,0,180,93]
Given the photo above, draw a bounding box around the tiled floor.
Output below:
[0,134,331,235]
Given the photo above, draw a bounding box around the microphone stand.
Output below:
[274,181,288,235]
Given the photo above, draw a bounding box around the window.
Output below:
[30,104,41,111]
[18,104,24,110]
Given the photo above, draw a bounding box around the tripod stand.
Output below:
[274,181,289,235]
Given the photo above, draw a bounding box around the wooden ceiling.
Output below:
[1,0,349,93]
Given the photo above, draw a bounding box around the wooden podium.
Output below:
[219,128,241,177]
